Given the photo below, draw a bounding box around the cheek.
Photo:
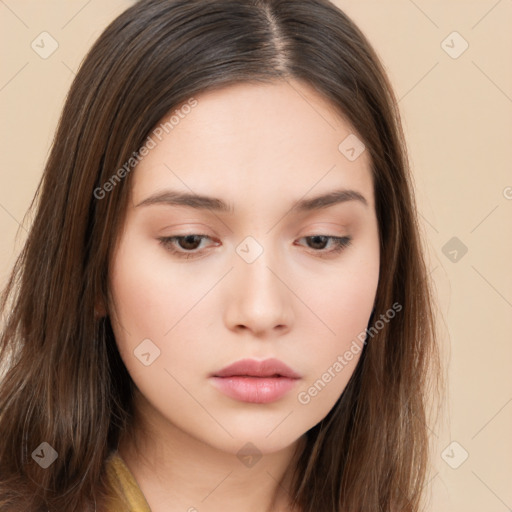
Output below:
[293,243,378,411]
[107,236,198,404]
[108,231,201,341]
[296,237,379,345]
[294,282,370,420]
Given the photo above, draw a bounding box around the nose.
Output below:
[223,247,294,337]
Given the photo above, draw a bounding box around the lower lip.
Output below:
[210,376,299,403]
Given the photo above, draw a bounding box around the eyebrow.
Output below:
[135,188,368,213]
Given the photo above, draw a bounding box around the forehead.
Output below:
[129,79,374,212]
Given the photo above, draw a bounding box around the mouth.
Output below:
[210,358,301,403]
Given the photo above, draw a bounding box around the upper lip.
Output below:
[212,358,301,379]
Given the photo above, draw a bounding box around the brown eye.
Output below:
[174,235,204,251]
[305,235,330,250]
[297,235,352,256]
[158,234,214,259]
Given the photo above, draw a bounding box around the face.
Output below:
[108,79,380,456]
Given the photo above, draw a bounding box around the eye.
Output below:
[158,234,215,259]
[157,234,352,260]
[296,235,352,257]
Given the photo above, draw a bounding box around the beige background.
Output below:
[1,1,511,510]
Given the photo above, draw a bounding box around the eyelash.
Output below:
[157,234,352,260]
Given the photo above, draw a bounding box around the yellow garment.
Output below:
[105,451,152,512]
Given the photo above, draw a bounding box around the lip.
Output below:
[212,358,301,379]
[210,358,301,404]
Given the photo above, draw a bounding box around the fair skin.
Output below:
[107,78,380,512]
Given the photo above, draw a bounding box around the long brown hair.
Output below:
[0,0,440,510]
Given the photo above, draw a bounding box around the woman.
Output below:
[0,0,440,510]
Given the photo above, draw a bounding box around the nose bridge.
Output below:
[235,233,283,303]
[225,233,293,333]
